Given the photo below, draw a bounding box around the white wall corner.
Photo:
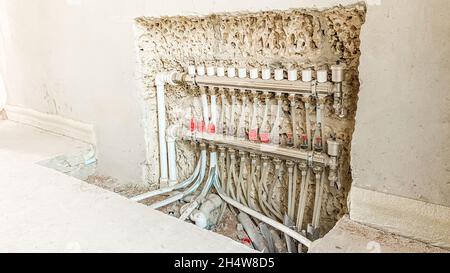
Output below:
[349,186,450,250]
[5,105,96,145]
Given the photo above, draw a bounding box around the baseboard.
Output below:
[350,186,450,249]
[5,105,96,144]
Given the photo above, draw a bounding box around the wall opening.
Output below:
[134,3,366,248]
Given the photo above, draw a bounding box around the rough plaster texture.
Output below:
[0,120,253,253]
[353,0,450,208]
[136,4,366,235]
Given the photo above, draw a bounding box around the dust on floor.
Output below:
[85,175,245,246]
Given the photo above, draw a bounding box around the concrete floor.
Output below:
[0,120,253,253]
[309,216,448,253]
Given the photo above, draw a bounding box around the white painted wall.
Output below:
[3,0,448,209]
[354,0,450,207]
[0,0,363,183]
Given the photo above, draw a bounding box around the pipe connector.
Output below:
[312,165,323,185]
[286,161,295,174]
[275,93,283,101]
[327,139,341,187]
[155,71,179,86]
[218,147,226,156]
[218,87,226,96]
[313,165,323,175]
[273,158,282,170]
[199,85,207,95]
[302,94,313,105]
[228,148,236,160]
[299,161,308,174]
[208,86,217,96]
[288,94,297,105]
[209,144,217,152]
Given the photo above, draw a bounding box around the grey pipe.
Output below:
[131,148,205,202]
[237,212,268,252]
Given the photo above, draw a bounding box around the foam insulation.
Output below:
[135,3,366,235]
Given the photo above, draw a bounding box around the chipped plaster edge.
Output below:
[349,186,450,249]
[134,2,367,23]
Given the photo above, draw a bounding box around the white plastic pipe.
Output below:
[200,151,217,197]
[296,167,310,232]
[179,151,217,221]
[166,126,178,186]
[130,150,204,202]
[157,83,168,184]
[150,150,208,209]
[155,72,177,186]
[312,169,326,228]
[287,163,294,219]
[180,165,217,221]
[167,140,177,185]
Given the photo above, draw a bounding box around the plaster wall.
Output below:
[0,0,363,184]
[354,0,450,207]
[135,4,366,235]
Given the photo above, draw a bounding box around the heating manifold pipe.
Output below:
[130,148,204,202]
[179,148,218,221]
[296,162,310,232]
[310,166,326,235]
[213,178,312,248]
[155,71,178,186]
[149,144,208,209]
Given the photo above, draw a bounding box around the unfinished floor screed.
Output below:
[131,3,366,251]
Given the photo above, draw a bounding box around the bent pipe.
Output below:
[149,150,208,209]
[213,178,312,248]
[130,149,205,202]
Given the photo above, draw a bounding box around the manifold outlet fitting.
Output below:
[327,139,341,187]
[155,71,178,87]
[331,64,345,118]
